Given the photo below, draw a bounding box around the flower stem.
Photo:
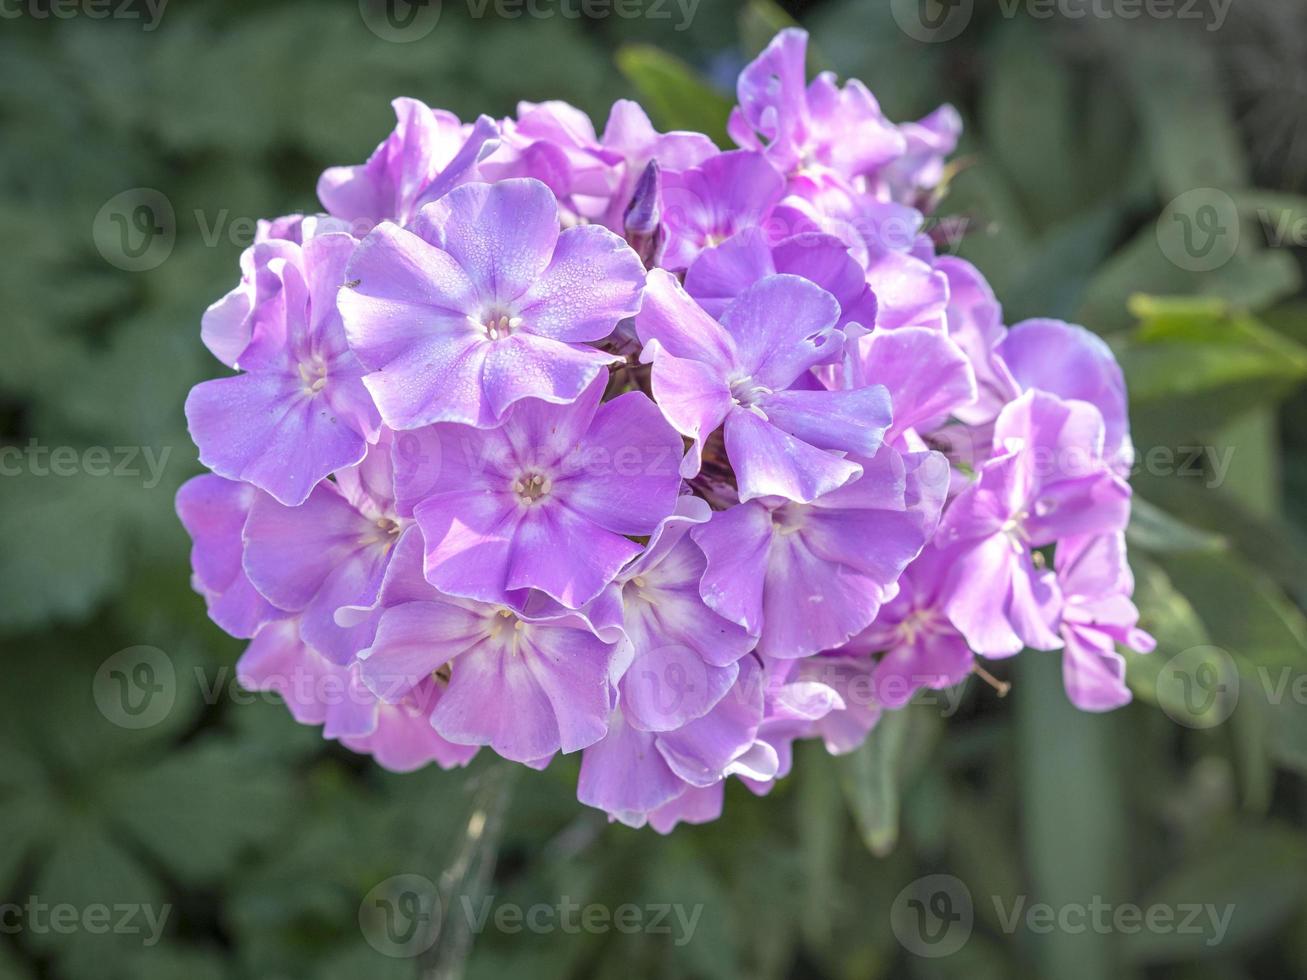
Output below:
[417,761,519,980]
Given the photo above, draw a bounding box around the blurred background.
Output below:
[3,0,1307,978]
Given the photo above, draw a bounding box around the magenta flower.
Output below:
[578,655,774,828]
[659,150,786,270]
[391,375,683,609]
[834,325,977,444]
[478,100,624,225]
[357,530,620,763]
[635,270,891,502]
[186,232,381,506]
[175,474,281,639]
[317,98,500,230]
[576,706,692,827]
[237,618,476,772]
[595,99,717,233]
[338,178,645,430]
[936,391,1133,656]
[584,497,758,732]
[1056,533,1155,711]
[937,255,1013,427]
[998,318,1133,473]
[876,104,963,203]
[795,656,884,755]
[200,214,365,370]
[694,447,949,659]
[843,547,974,709]
[863,247,950,331]
[728,28,904,187]
[242,436,404,664]
[736,658,845,794]
[683,227,878,330]
[198,218,299,368]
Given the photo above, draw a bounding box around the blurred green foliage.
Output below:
[3,1,1307,978]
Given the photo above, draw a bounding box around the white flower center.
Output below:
[489,608,525,650]
[477,312,523,341]
[512,471,552,505]
[297,358,328,394]
[1001,511,1030,553]
[897,608,936,646]
[728,376,773,417]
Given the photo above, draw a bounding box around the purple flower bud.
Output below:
[623,159,663,266]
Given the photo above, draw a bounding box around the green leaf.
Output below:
[104,737,297,885]
[1127,497,1227,555]
[1123,557,1212,714]
[796,742,843,950]
[615,44,730,146]
[1158,550,1307,676]
[0,943,34,980]
[1263,686,1307,776]
[29,820,167,979]
[1120,30,1247,197]
[1079,235,1299,334]
[643,844,741,980]
[1121,826,1307,963]
[946,785,1024,937]
[1016,653,1130,980]
[1132,477,1307,610]
[1229,690,1273,814]
[1261,300,1307,348]
[835,706,939,857]
[1229,190,1307,259]
[1077,224,1206,334]
[981,22,1084,229]
[1140,547,1307,772]
[0,473,138,631]
[1001,204,1122,322]
[948,156,1037,301]
[1119,296,1307,432]
[1199,248,1302,313]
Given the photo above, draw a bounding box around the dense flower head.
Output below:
[179,28,1151,830]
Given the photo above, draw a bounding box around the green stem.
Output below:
[418,762,519,980]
